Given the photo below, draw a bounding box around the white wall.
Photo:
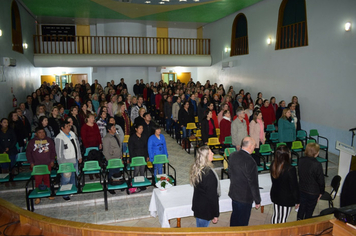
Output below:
[168,28,197,38]
[0,0,41,118]
[92,67,148,94]
[197,0,356,153]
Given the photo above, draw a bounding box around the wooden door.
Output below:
[71,74,88,85]
[177,72,191,85]
[41,75,56,85]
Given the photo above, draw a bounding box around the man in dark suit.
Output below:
[118,78,127,90]
[60,90,73,110]
[228,137,261,226]
[91,79,99,94]
[133,79,140,96]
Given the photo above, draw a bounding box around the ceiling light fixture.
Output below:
[345,22,351,31]
[179,0,187,2]
[144,0,151,3]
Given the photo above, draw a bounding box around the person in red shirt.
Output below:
[219,110,231,145]
[260,99,276,129]
[81,113,102,149]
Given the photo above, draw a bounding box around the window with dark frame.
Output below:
[231,13,248,56]
[11,0,23,54]
[276,0,308,50]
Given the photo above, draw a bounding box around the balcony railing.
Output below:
[33,35,210,55]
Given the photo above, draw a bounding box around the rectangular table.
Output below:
[149,173,272,228]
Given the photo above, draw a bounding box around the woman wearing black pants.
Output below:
[297,143,325,220]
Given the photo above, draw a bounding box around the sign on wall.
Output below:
[41,25,76,41]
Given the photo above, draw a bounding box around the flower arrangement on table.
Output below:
[155,175,173,191]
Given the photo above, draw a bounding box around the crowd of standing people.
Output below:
[0,77,325,227]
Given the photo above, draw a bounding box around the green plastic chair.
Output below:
[307,139,316,144]
[25,165,52,211]
[291,141,304,166]
[0,154,11,183]
[13,152,32,182]
[291,141,304,152]
[297,130,307,143]
[266,124,275,132]
[153,155,176,186]
[152,154,169,164]
[224,147,236,158]
[16,152,30,165]
[224,136,232,146]
[104,158,129,210]
[56,163,78,196]
[0,153,11,163]
[129,157,152,189]
[276,142,287,148]
[309,129,329,175]
[259,144,273,170]
[269,132,279,143]
[81,161,103,193]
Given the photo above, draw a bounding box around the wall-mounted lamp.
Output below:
[267,37,272,45]
[22,43,28,49]
[224,47,231,53]
[345,22,351,31]
[0,29,2,37]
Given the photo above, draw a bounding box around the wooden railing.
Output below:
[0,198,335,236]
[33,35,210,55]
[232,36,248,56]
[278,21,307,49]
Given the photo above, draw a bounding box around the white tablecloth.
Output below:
[149,173,272,228]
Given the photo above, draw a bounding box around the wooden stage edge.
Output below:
[0,198,337,236]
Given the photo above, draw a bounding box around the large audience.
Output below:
[1,77,327,225]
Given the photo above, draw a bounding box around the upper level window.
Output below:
[12,0,23,54]
[231,13,248,56]
[276,0,308,50]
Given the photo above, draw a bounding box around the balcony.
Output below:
[33,35,210,55]
[33,35,211,67]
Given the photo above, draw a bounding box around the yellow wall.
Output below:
[197,27,203,54]
[157,27,168,54]
[76,25,91,54]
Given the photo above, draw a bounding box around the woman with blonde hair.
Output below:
[48,106,61,136]
[278,108,296,149]
[297,143,325,220]
[114,102,130,135]
[190,146,220,227]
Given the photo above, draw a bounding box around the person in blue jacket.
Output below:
[278,108,296,149]
[147,125,168,176]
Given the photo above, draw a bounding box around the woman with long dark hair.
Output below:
[270,145,299,224]
[0,118,17,179]
[201,110,217,145]
[38,116,55,140]
[190,146,220,227]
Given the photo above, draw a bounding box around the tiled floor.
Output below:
[0,130,340,228]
